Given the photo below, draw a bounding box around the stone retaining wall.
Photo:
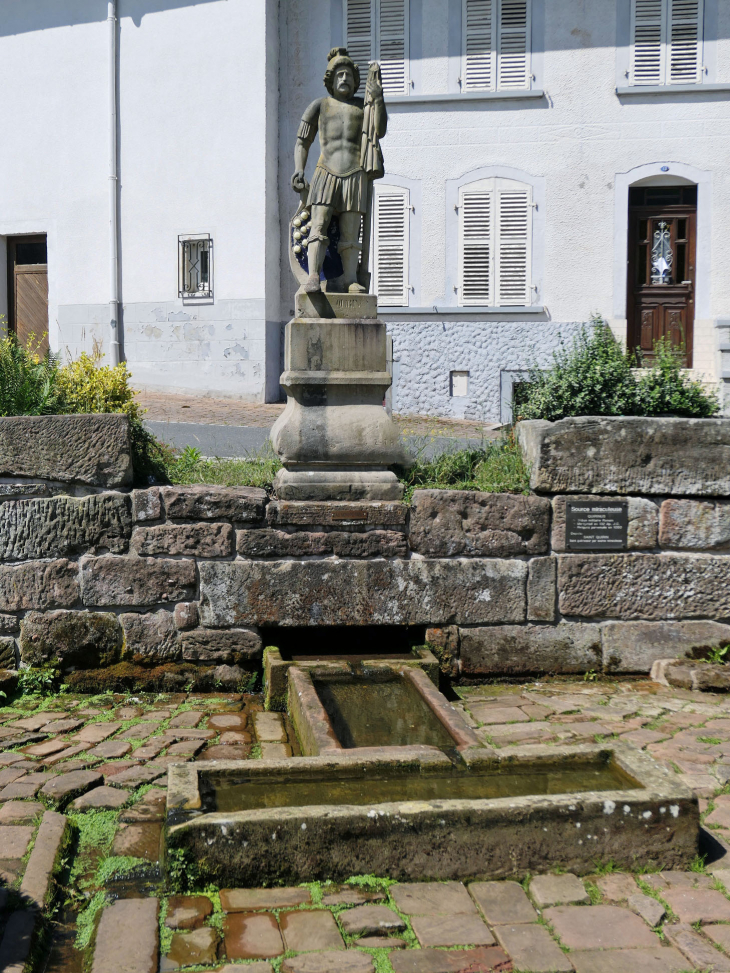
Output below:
[1,470,730,683]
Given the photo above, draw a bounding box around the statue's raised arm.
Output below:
[290,48,387,296]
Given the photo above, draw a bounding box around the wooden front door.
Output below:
[7,236,49,356]
[627,186,697,367]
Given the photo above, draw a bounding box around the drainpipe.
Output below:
[108,0,121,365]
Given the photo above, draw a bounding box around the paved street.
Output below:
[4,677,730,970]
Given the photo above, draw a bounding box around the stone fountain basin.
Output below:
[287,664,480,755]
[165,744,698,887]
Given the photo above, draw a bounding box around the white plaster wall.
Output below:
[0,0,278,400]
[279,0,730,420]
[0,2,109,355]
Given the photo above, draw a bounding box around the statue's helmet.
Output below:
[324,47,361,94]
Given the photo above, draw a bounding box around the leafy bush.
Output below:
[0,330,63,417]
[516,317,719,421]
[57,351,143,421]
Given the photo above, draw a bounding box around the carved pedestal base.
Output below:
[270,313,409,501]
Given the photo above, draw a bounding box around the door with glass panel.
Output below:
[627,185,696,367]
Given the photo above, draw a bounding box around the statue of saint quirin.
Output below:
[292,47,386,295]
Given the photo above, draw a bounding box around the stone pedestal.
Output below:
[270,297,409,500]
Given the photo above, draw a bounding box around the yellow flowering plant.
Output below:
[57,352,143,421]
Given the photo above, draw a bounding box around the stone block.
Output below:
[551,496,658,552]
[0,560,80,611]
[0,414,132,488]
[180,628,262,664]
[602,620,730,673]
[527,557,556,621]
[80,556,196,607]
[132,523,234,557]
[409,490,550,557]
[132,488,162,523]
[199,559,527,628]
[543,905,657,950]
[0,613,19,634]
[120,611,180,661]
[237,530,331,558]
[529,873,590,907]
[91,898,159,973]
[266,501,407,528]
[0,493,132,561]
[161,485,266,522]
[174,602,199,631]
[659,499,730,549]
[0,637,15,669]
[559,554,730,619]
[20,611,123,668]
[518,416,730,495]
[460,623,602,677]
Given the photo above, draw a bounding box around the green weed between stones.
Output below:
[74,890,107,950]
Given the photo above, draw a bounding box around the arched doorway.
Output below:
[626,181,696,367]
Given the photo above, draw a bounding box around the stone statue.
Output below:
[291,47,386,296]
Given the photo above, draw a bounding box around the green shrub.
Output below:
[0,330,63,417]
[516,317,719,421]
[635,337,720,418]
[57,351,143,421]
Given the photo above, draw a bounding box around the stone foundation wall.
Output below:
[1,471,730,682]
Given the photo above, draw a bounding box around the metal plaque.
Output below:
[565,500,629,551]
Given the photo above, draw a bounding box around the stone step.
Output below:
[91,898,159,973]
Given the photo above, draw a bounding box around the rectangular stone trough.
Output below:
[287,664,480,755]
[165,744,699,887]
[264,645,439,711]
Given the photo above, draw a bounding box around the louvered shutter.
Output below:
[378,0,408,94]
[631,0,664,84]
[346,0,374,85]
[374,188,409,306]
[496,188,531,306]
[459,189,494,306]
[498,0,530,88]
[463,0,496,91]
[668,0,703,83]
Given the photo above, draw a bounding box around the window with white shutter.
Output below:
[630,0,703,85]
[462,0,531,91]
[458,178,532,307]
[374,186,410,306]
[345,0,409,96]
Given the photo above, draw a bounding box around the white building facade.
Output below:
[1,0,729,420]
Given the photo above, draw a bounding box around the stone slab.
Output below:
[132,523,234,557]
[543,905,658,949]
[494,923,574,972]
[569,946,691,973]
[628,892,665,926]
[409,490,551,557]
[20,810,67,908]
[390,882,477,916]
[220,887,312,911]
[663,922,730,971]
[267,501,407,527]
[200,559,527,627]
[0,825,33,858]
[0,414,132,488]
[389,947,512,973]
[603,620,730,673]
[0,560,79,611]
[236,528,408,559]
[282,953,374,973]
[160,928,219,971]
[91,897,159,973]
[662,887,730,923]
[70,785,130,810]
[111,823,162,861]
[660,499,730,550]
[469,881,538,924]
[0,801,43,824]
[280,910,344,952]
[0,493,132,561]
[529,873,590,907]
[460,623,602,676]
[223,912,284,960]
[338,905,406,936]
[165,895,214,930]
[518,416,730,495]
[20,610,123,669]
[558,554,730,619]
[40,769,103,805]
[161,485,266,522]
[80,556,197,607]
[120,611,180,661]
[410,914,495,947]
[0,910,37,973]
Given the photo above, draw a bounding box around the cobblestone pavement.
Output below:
[137,389,499,440]
[4,679,730,970]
